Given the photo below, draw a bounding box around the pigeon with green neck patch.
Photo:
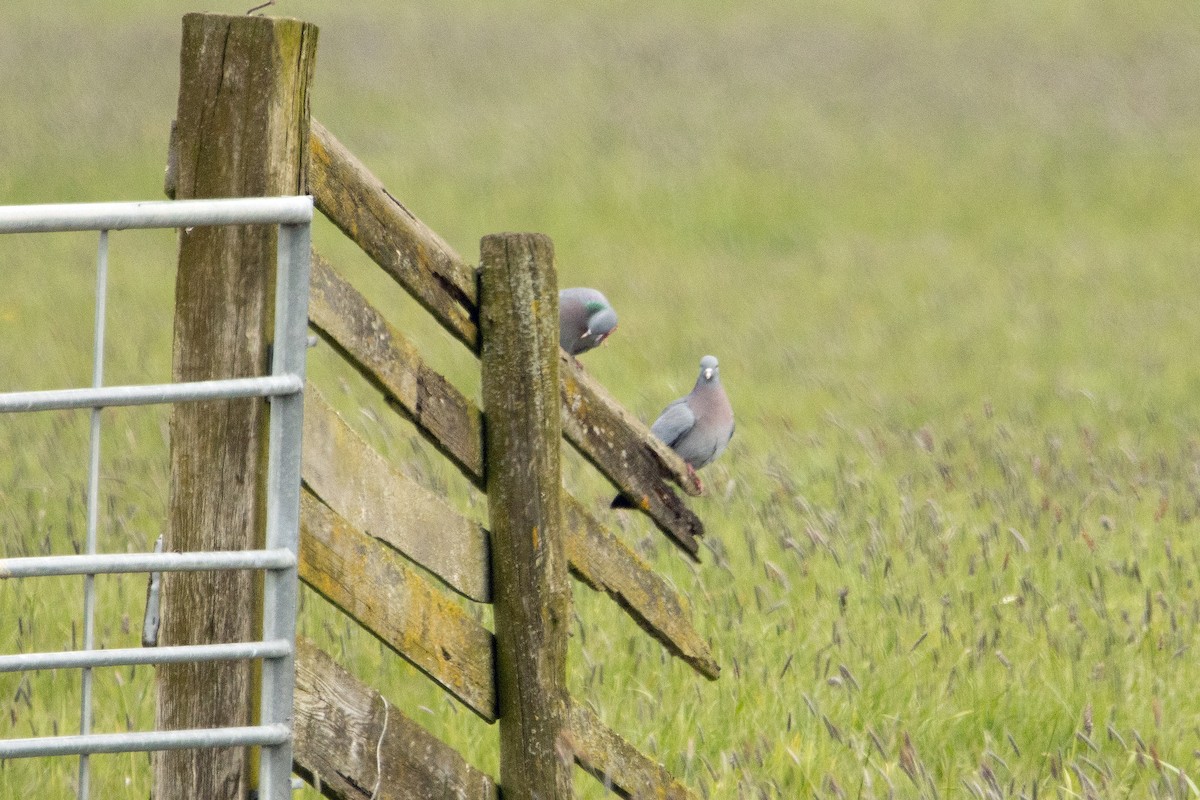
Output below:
[559,288,618,356]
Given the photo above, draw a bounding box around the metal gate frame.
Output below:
[0,196,313,800]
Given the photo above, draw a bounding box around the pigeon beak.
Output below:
[704,368,713,380]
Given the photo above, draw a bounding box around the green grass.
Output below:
[4,0,1200,797]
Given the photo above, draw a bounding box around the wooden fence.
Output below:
[160,13,718,799]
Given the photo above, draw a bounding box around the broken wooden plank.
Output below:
[567,699,699,800]
[302,385,491,603]
[562,495,718,681]
[559,351,705,560]
[293,639,498,800]
[309,251,485,484]
[299,491,496,722]
[309,119,479,351]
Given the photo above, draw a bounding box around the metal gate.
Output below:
[0,196,313,799]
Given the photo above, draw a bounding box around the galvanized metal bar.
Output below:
[0,374,302,414]
[0,196,313,234]
[0,198,314,783]
[78,228,110,800]
[257,220,312,800]
[0,549,296,579]
[0,640,291,674]
[0,724,291,760]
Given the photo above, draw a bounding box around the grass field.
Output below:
[3,1,1200,797]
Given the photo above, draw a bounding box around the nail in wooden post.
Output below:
[157,13,317,800]
[480,233,572,798]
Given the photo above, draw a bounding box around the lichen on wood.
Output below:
[302,385,490,602]
[299,491,496,722]
[480,232,572,799]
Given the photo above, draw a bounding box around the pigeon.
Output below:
[613,355,734,506]
[559,288,618,356]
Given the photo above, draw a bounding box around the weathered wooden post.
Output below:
[480,233,573,798]
[158,13,316,799]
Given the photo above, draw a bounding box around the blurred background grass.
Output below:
[2,1,1200,797]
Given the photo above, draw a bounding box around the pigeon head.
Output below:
[560,288,617,356]
[585,302,618,345]
[699,355,719,383]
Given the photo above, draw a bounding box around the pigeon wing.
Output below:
[650,399,696,448]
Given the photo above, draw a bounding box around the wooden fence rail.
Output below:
[161,12,717,800]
